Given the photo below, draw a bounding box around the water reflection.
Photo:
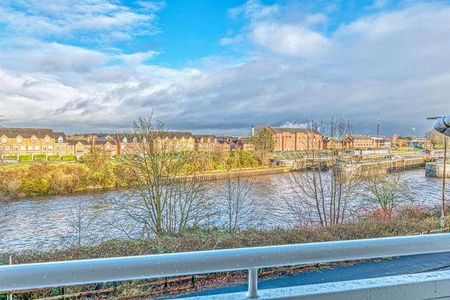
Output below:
[0,169,448,253]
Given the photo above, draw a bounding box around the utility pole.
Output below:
[430,115,450,230]
[441,137,448,230]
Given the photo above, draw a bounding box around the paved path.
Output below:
[175,252,450,298]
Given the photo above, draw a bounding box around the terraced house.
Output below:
[0,128,68,158]
[118,131,196,154]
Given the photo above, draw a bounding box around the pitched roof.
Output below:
[118,131,193,141]
[0,128,65,138]
[67,140,90,145]
[270,127,321,135]
[194,134,216,141]
[96,139,117,145]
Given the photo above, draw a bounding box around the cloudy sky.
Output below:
[0,0,449,136]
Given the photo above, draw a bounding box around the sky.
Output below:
[0,0,449,136]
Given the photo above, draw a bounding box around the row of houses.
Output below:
[0,127,432,159]
[0,128,255,158]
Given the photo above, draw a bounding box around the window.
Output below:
[13,146,18,151]
[57,136,64,143]
[16,137,22,143]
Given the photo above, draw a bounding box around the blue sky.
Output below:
[0,0,449,136]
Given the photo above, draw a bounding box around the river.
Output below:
[0,169,449,253]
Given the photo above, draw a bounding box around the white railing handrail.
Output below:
[2,233,450,295]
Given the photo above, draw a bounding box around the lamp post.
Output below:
[442,137,448,229]
[431,115,449,230]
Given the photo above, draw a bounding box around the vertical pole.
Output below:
[247,268,258,299]
[441,137,448,230]
[7,255,12,300]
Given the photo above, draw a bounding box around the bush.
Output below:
[19,162,52,196]
[48,164,89,194]
[61,155,77,161]
[47,155,61,161]
[19,155,32,162]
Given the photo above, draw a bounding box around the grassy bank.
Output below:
[8,211,441,263]
[0,150,273,199]
[1,211,444,299]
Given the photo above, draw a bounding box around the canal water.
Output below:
[0,169,449,253]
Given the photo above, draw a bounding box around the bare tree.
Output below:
[61,200,96,247]
[109,116,215,237]
[219,176,258,232]
[363,168,411,218]
[329,117,352,139]
[285,161,361,226]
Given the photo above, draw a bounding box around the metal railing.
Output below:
[2,233,450,298]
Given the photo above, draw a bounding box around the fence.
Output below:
[2,233,450,298]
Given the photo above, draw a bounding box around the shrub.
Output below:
[61,155,77,161]
[18,162,54,196]
[48,164,89,194]
[19,155,32,162]
[47,155,61,161]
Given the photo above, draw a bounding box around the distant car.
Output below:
[1,158,18,164]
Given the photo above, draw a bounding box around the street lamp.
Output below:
[430,115,449,229]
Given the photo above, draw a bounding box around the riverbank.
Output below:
[0,161,290,201]
[1,210,446,299]
[0,155,430,201]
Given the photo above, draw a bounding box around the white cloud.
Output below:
[303,13,328,27]
[1,40,108,73]
[250,22,330,57]
[0,1,449,136]
[229,0,279,20]
[118,50,159,65]
[0,0,162,42]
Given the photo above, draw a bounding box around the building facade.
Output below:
[263,127,323,152]
[342,135,392,150]
[0,128,68,158]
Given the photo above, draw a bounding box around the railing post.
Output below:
[247,268,258,299]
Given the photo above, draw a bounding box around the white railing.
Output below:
[2,233,450,298]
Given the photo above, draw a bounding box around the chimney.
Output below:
[376,119,381,137]
[251,125,255,137]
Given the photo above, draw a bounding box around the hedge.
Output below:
[18,155,32,162]
[47,155,61,161]
[61,155,77,161]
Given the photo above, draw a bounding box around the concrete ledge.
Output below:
[185,270,450,300]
